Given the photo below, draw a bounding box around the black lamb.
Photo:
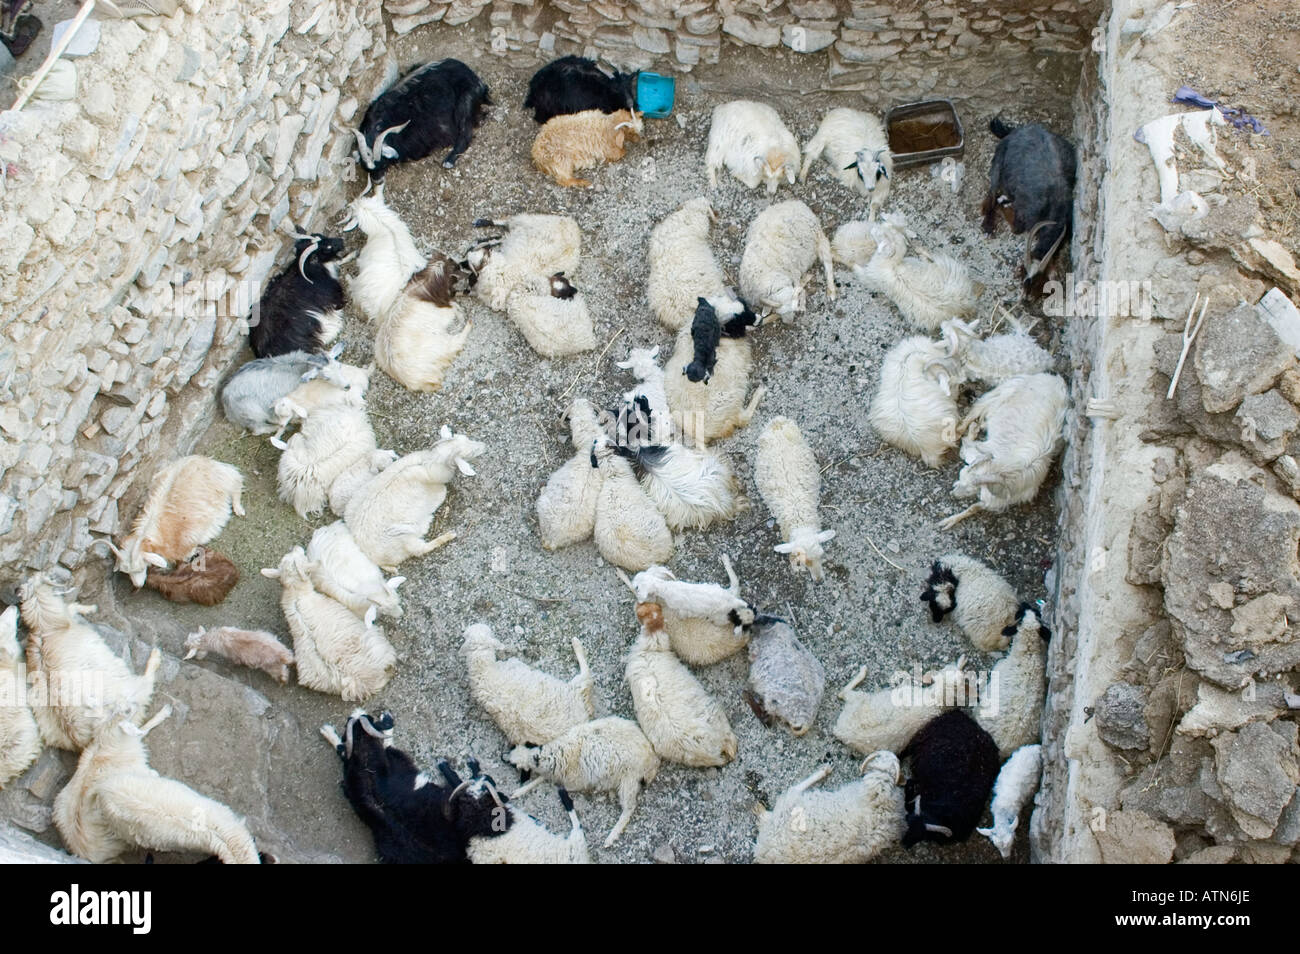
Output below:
[901,708,1001,848]
[685,297,722,383]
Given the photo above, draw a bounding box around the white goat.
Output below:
[646,197,742,331]
[738,200,835,320]
[536,399,606,550]
[801,107,893,218]
[266,356,372,446]
[975,606,1050,759]
[754,416,835,582]
[854,221,982,332]
[327,449,399,517]
[944,317,1053,386]
[462,623,595,746]
[468,788,590,864]
[976,743,1042,859]
[342,183,425,322]
[471,213,582,311]
[183,626,295,684]
[507,272,596,357]
[633,441,746,532]
[277,404,382,519]
[832,657,974,755]
[622,555,751,665]
[868,334,965,468]
[261,547,397,702]
[306,521,405,620]
[830,219,878,268]
[591,435,674,572]
[53,706,261,864]
[0,605,41,788]
[373,256,473,392]
[616,346,674,446]
[663,327,765,447]
[705,100,800,194]
[920,553,1020,653]
[753,753,905,864]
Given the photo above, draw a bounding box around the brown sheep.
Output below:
[145,547,240,606]
[531,108,642,188]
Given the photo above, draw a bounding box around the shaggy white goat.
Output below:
[801,107,893,218]
[942,372,1068,529]
[327,449,398,517]
[832,657,974,755]
[868,334,965,468]
[738,200,835,320]
[976,743,1042,858]
[853,221,982,332]
[754,416,835,582]
[471,213,581,311]
[53,706,261,864]
[705,100,800,194]
[468,787,591,864]
[111,456,244,588]
[19,580,160,751]
[920,553,1019,652]
[462,623,595,746]
[975,606,1049,759]
[261,547,397,702]
[616,346,674,446]
[344,426,485,570]
[342,183,425,322]
[753,752,905,864]
[625,555,751,665]
[830,219,878,268]
[591,435,674,572]
[277,404,382,519]
[183,626,295,684]
[536,399,606,550]
[943,317,1053,386]
[506,272,596,357]
[508,716,660,847]
[646,197,742,331]
[306,521,405,620]
[626,602,738,768]
[663,327,765,447]
[633,441,746,532]
[0,605,41,788]
[267,357,372,446]
[373,257,473,392]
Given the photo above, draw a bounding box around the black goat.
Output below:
[523,55,638,124]
[248,230,346,358]
[901,708,1001,848]
[685,297,721,383]
[981,118,1077,294]
[355,58,491,178]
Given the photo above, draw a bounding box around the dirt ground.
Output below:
[14,28,1082,863]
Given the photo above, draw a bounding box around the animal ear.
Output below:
[843,161,859,171]
[773,543,795,554]
[440,424,454,441]
[300,368,321,382]
[817,529,836,543]
[976,826,994,838]
[752,155,764,170]
[260,568,281,579]
[455,457,476,477]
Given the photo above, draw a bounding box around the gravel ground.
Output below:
[93,32,1081,864]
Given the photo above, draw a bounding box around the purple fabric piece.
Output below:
[1173,85,1216,109]
[1171,85,1270,135]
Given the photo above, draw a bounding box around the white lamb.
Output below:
[267,356,373,446]
[0,605,41,788]
[468,787,590,864]
[277,404,382,519]
[738,200,835,320]
[306,521,405,620]
[975,606,1050,759]
[868,334,965,468]
[373,257,473,392]
[705,100,800,194]
[52,706,261,864]
[832,657,973,755]
[19,580,160,751]
[942,372,1069,529]
[471,213,582,311]
[645,197,742,331]
[619,559,753,635]
[624,555,751,665]
[506,272,596,358]
[616,346,674,446]
[342,183,426,322]
[853,221,982,332]
[591,435,674,572]
[462,623,595,746]
[830,220,878,268]
[976,743,1042,859]
[754,416,835,582]
[753,752,905,864]
[920,553,1019,653]
[536,399,605,550]
[800,107,893,219]
[344,425,485,570]
[508,716,661,847]
[625,602,738,768]
[943,317,1053,386]
[633,441,746,532]
[327,449,399,517]
[261,547,397,702]
[663,327,765,447]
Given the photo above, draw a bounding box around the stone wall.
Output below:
[0,0,393,582]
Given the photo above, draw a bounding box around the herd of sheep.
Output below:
[0,51,1081,864]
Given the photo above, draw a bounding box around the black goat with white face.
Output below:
[981,118,1077,295]
[248,229,347,358]
[355,58,492,178]
[523,55,638,125]
[900,708,1001,848]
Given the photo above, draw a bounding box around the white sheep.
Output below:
[52,706,261,864]
[344,426,485,570]
[705,100,800,195]
[468,788,590,864]
[646,197,742,331]
[920,553,1019,653]
[868,334,965,468]
[626,602,738,768]
[261,547,397,702]
[753,752,905,864]
[462,623,595,746]
[633,441,746,532]
[19,580,160,751]
[663,327,765,447]
[944,317,1053,386]
[975,606,1049,759]
[591,435,674,572]
[942,372,1068,529]
[832,657,973,755]
[830,219,878,268]
[342,183,426,322]
[306,521,405,620]
[615,346,674,446]
[0,605,41,788]
[800,107,893,218]
[536,399,606,550]
[738,200,835,320]
[976,743,1042,859]
[183,626,295,684]
[508,716,660,847]
[110,456,244,587]
[471,213,582,311]
[505,272,596,358]
[373,256,473,392]
[853,221,982,332]
[754,416,835,582]
[277,404,382,519]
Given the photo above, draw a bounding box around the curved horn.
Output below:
[356,715,387,740]
[443,780,472,819]
[297,241,321,282]
[353,129,373,168]
[372,121,411,161]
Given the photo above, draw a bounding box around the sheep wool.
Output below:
[754,416,835,581]
[868,335,964,469]
[753,753,905,864]
[738,200,835,321]
[626,602,738,768]
[462,623,595,746]
[977,743,1042,858]
[373,257,473,392]
[506,272,596,357]
[0,606,41,788]
[531,108,641,187]
[646,197,734,331]
[921,553,1019,652]
[277,404,381,519]
[536,399,605,550]
[832,657,974,755]
[591,437,674,572]
[975,605,1050,759]
[705,100,800,195]
[635,441,746,532]
[745,616,826,736]
[663,326,764,447]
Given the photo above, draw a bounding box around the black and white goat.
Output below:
[982,118,1077,294]
[355,59,492,178]
[249,228,347,358]
[684,296,758,384]
[523,55,638,125]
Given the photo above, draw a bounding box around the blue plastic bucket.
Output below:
[636,72,675,118]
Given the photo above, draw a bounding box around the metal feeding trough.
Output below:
[886,100,965,168]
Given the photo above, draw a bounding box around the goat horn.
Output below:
[356,715,388,740]
[372,121,411,160]
[353,129,372,167]
[1023,220,1059,274]
[297,241,321,282]
[485,782,505,812]
[443,780,472,818]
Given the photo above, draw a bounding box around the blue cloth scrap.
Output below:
[1172,85,1269,135]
